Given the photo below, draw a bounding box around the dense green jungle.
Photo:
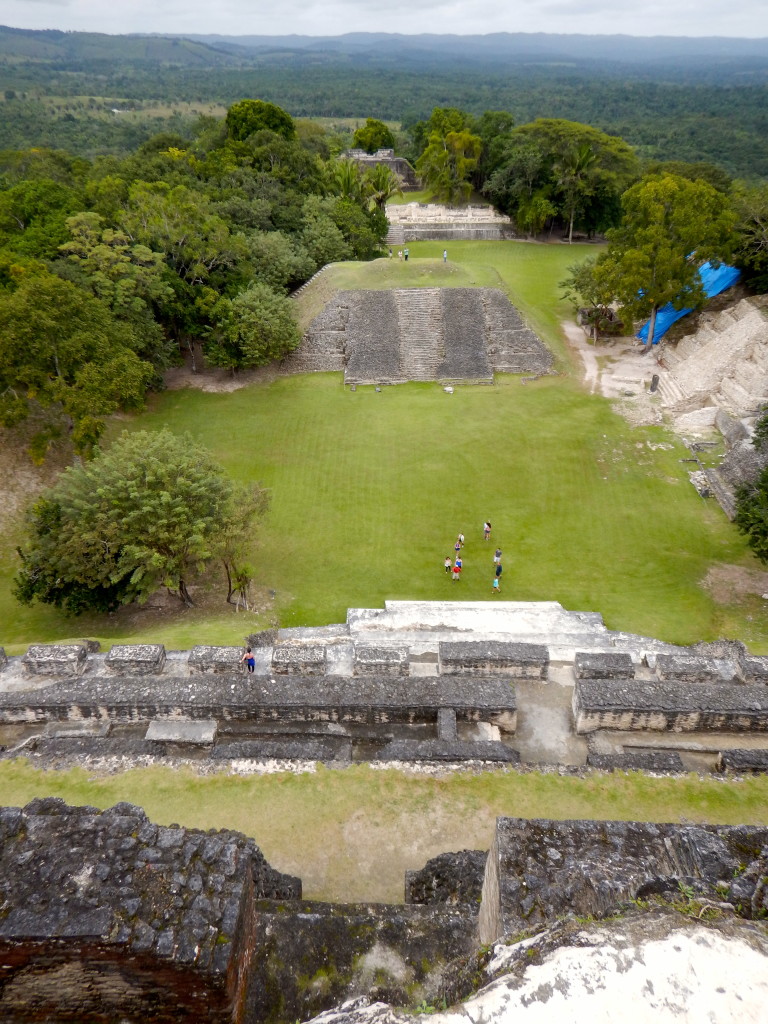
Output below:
[1,26,768,177]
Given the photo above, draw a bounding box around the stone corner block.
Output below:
[105,644,166,675]
[188,645,243,674]
[353,644,409,677]
[22,643,88,677]
[271,644,327,675]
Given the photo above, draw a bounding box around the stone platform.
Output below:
[2,601,768,771]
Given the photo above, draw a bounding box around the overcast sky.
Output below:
[2,0,767,40]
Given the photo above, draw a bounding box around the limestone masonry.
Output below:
[3,600,768,1020]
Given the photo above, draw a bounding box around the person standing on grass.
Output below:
[404,247,409,261]
[495,561,503,581]
[241,647,255,673]
[493,576,500,594]
[494,547,502,564]
[443,249,448,263]
[484,520,492,541]
[452,560,461,582]
[454,536,462,558]
[458,532,464,548]
[398,249,403,261]
[444,555,452,574]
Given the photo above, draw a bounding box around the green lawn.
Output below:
[1,242,765,652]
[2,760,767,902]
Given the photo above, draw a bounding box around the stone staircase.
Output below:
[385,223,405,245]
[395,288,445,380]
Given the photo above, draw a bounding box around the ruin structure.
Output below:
[344,149,417,189]
[283,288,552,384]
[384,203,515,245]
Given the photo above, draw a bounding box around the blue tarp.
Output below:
[637,261,741,345]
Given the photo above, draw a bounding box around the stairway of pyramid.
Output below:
[290,288,552,384]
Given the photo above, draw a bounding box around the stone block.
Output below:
[740,656,768,684]
[574,651,634,680]
[376,738,519,763]
[105,644,166,675]
[437,707,458,742]
[717,749,768,773]
[144,720,217,744]
[573,679,768,734]
[43,721,111,739]
[439,641,548,679]
[405,849,487,906]
[478,817,768,944]
[353,644,409,677]
[188,645,243,674]
[22,643,88,677]
[654,653,738,683]
[587,751,685,773]
[0,647,6,672]
[271,644,327,676]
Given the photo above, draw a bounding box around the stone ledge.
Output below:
[144,720,217,744]
[655,653,739,683]
[376,739,519,762]
[586,751,685,772]
[438,641,548,678]
[574,651,634,680]
[105,644,166,675]
[271,644,327,675]
[717,748,768,772]
[22,644,87,677]
[188,645,244,673]
[353,645,409,677]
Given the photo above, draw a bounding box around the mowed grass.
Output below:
[2,760,767,902]
[1,242,766,651]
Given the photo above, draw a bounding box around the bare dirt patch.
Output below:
[702,563,768,604]
[562,320,663,427]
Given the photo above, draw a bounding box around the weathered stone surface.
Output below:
[405,850,487,906]
[0,674,517,732]
[437,707,457,742]
[439,641,548,678]
[376,739,519,763]
[211,738,352,762]
[245,900,475,1024]
[245,628,279,648]
[574,650,634,680]
[0,799,299,1023]
[105,643,166,675]
[188,645,244,674]
[271,643,327,675]
[22,644,87,677]
[0,647,7,672]
[305,911,768,1024]
[740,655,768,684]
[573,679,768,733]
[478,817,768,943]
[586,751,685,772]
[654,652,739,683]
[353,645,409,677]
[717,748,768,773]
[145,720,217,744]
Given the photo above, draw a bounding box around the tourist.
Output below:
[484,521,492,541]
[452,561,461,582]
[444,556,452,574]
[443,249,448,262]
[454,537,462,557]
[456,556,462,572]
[388,248,393,258]
[494,547,502,564]
[493,576,500,594]
[404,247,409,261]
[495,562,503,580]
[458,532,464,547]
[241,647,256,673]
[398,249,403,261]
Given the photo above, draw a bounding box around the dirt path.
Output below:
[562,320,664,426]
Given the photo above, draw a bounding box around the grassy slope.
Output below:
[2,760,767,902]
[1,241,765,651]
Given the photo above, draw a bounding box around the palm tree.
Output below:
[554,143,598,243]
[364,163,404,211]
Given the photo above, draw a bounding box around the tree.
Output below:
[416,129,482,204]
[560,256,622,340]
[226,99,296,142]
[14,429,262,612]
[553,143,598,243]
[594,173,736,349]
[735,467,768,566]
[207,281,302,371]
[363,162,403,211]
[0,269,154,458]
[353,118,395,154]
[732,181,768,291]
